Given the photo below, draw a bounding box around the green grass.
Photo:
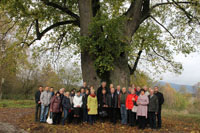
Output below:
[0,100,35,108]
[163,109,200,124]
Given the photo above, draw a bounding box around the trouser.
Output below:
[149,112,156,129]
[109,107,116,124]
[120,104,127,124]
[145,112,149,127]
[128,110,136,126]
[58,111,62,124]
[40,105,49,122]
[116,108,121,121]
[138,116,146,129]
[62,109,68,125]
[68,109,74,123]
[80,108,83,122]
[83,108,88,122]
[53,112,61,124]
[89,115,96,125]
[35,103,41,122]
[74,108,81,124]
[99,107,108,122]
[156,111,162,128]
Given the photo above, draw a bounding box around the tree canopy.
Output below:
[0,0,200,88]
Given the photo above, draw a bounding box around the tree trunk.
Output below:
[79,0,101,89]
[81,51,101,89]
[110,54,130,88]
[0,77,3,99]
[0,85,2,100]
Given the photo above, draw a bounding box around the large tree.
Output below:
[1,0,200,88]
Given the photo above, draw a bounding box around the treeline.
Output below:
[159,83,200,114]
[0,13,82,100]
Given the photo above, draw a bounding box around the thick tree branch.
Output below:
[124,0,144,40]
[129,49,143,75]
[140,0,151,25]
[26,19,78,46]
[150,15,175,39]
[41,0,80,21]
[92,0,100,17]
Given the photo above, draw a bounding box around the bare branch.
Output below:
[150,1,198,11]
[151,46,172,63]
[0,21,17,41]
[171,0,200,25]
[41,0,80,21]
[150,15,175,39]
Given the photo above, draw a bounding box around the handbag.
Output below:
[99,111,108,117]
[132,105,138,112]
[46,115,53,124]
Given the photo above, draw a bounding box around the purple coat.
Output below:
[136,94,149,118]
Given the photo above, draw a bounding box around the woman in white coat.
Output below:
[73,90,83,123]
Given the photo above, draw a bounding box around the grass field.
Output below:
[0,100,35,108]
[0,100,200,132]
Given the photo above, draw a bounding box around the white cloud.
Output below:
[161,52,200,85]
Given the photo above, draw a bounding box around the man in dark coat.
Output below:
[82,89,89,122]
[154,86,164,129]
[34,86,43,122]
[115,85,122,121]
[148,89,159,129]
[80,81,89,90]
[97,81,109,106]
[107,87,118,124]
[58,88,65,123]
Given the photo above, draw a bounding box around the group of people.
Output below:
[35,81,164,130]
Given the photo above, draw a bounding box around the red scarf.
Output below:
[90,94,96,97]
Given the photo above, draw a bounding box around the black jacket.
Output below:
[155,92,164,111]
[80,86,89,90]
[62,96,71,110]
[99,94,108,108]
[148,95,159,112]
[82,94,88,108]
[97,86,109,104]
[107,93,118,108]
[35,91,41,104]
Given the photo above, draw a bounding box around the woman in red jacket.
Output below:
[126,88,138,127]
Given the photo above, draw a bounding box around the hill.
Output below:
[157,81,194,93]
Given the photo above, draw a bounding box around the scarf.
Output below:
[90,94,96,98]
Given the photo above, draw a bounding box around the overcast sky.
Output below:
[161,52,200,85]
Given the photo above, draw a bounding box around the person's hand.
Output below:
[132,98,135,101]
[38,101,41,104]
[77,105,80,108]
[88,108,90,112]
[155,112,158,115]
[50,109,52,112]
[126,108,128,110]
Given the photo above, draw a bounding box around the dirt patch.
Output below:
[0,108,200,133]
[0,121,27,133]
